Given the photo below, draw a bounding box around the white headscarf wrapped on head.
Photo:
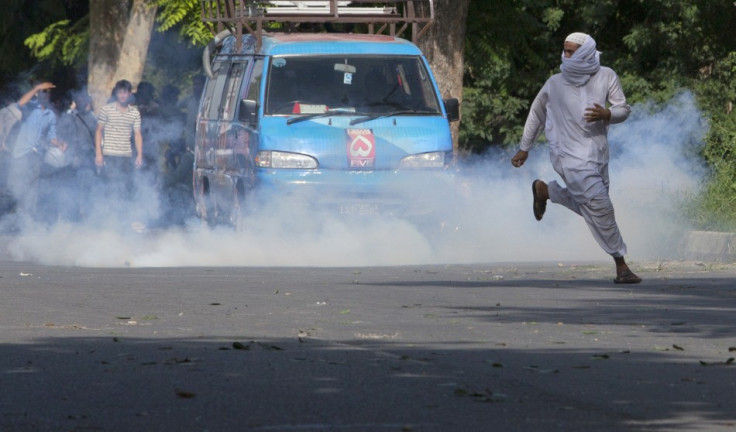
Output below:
[560,33,601,87]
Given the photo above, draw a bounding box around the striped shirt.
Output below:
[98,102,141,157]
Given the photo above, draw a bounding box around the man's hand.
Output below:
[51,139,67,152]
[511,150,528,168]
[584,103,611,122]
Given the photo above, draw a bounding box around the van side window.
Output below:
[204,61,231,120]
[245,59,263,102]
[199,61,223,120]
[222,62,248,121]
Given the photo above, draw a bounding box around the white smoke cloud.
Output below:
[2,92,707,267]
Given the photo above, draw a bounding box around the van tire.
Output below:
[197,176,216,227]
[231,179,247,231]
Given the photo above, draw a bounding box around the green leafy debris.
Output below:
[257,342,284,351]
[175,389,196,399]
[699,357,735,367]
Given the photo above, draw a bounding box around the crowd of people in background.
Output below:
[0,75,205,232]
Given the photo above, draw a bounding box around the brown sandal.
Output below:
[613,270,642,284]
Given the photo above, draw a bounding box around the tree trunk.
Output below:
[88,0,127,112]
[88,0,157,112]
[416,0,471,153]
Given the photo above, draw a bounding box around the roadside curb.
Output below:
[680,230,736,262]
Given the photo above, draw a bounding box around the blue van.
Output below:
[195,2,459,227]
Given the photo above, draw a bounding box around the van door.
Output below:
[214,61,248,172]
[233,58,263,190]
[196,60,228,170]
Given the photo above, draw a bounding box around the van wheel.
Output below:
[231,180,247,231]
[198,177,215,227]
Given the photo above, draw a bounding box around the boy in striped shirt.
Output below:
[94,80,143,194]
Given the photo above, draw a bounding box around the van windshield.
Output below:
[265,55,442,116]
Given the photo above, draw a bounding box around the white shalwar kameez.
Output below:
[519,63,631,257]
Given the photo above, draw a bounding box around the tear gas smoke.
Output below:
[2,92,707,267]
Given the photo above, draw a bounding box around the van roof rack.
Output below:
[201,0,434,50]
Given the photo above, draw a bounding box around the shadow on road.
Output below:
[1,263,735,431]
[1,330,734,430]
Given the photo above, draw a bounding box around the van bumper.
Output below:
[252,168,457,218]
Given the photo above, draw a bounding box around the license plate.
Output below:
[339,203,380,216]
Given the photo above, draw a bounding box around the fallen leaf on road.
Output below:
[524,365,559,374]
[257,342,283,351]
[454,387,507,402]
[175,390,195,399]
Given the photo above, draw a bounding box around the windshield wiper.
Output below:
[349,109,434,126]
[286,108,355,125]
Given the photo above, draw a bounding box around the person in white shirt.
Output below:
[511,32,641,284]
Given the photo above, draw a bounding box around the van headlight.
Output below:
[399,151,448,169]
[255,151,318,169]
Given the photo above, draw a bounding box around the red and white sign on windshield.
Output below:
[346,129,375,169]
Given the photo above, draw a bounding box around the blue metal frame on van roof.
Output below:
[218,33,422,57]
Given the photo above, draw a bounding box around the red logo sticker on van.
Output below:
[347,129,375,169]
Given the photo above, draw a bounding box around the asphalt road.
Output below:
[1,259,735,432]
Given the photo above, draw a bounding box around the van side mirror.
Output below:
[239,99,258,125]
[443,98,460,122]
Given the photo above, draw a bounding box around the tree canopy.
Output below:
[460,0,736,150]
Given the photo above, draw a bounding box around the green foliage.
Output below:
[25,20,72,66]
[685,117,736,230]
[21,0,210,69]
[24,20,65,61]
[461,0,561,149]
[153,0,211,46]
[461,0,736,151]
[689,98,736,229]
[0,0,70,86]
[686,49,736,230]
[22,12,90,68]
[460,71,527,152]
